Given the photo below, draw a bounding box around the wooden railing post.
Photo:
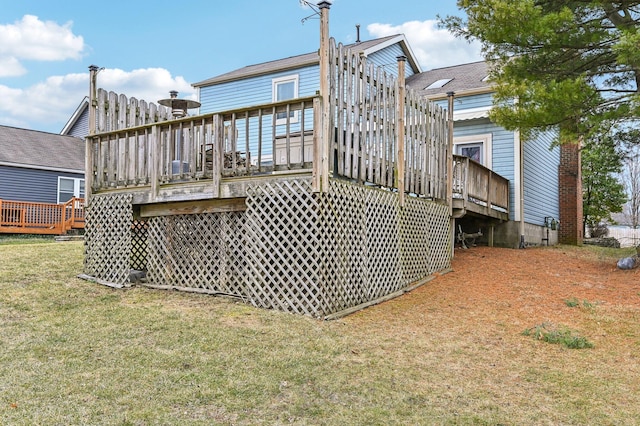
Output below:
[312,97,323,192]
[396,56,406,206]
[212,114,222,198]
[85,65,99,206]
[150,124,160,202]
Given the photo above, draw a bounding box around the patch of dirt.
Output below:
[350,245,640,333]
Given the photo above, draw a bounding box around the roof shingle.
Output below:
[0,125,84,171]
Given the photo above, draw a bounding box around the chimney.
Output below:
[356,24,360,42]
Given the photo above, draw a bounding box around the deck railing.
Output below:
[453,154,509,215]
[0,198,84,235]
[88,96,318,194]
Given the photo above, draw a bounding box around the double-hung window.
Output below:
[272,75,299,125]
[58,177,85,203]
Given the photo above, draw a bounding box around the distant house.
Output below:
[407,61,560,247]
[61,96,90,138]
[0,125,85,204]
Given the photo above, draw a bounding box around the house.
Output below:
[0,125,85,204]
[61,96,90,138]
[0,125,85,234]
[82,5,452,318]
[406,61,560,248]
[81,3,565,317]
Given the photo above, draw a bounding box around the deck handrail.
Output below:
[452,154,509,214]
[0,198,85,235]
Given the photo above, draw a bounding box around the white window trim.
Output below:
[57,176,85,204]
[272,74,299,125]
[453,133,492,169]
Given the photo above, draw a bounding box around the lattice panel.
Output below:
[245,179,326,315]
[84,193,133,286]
[427,202,452,273]
[131,220,148,271]
[245,178,451,317]
[145,212,249,296]
[399,198,451,284]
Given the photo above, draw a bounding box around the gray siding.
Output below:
[0,165,83,203]
[66,108,89,138]
[523,130,560,225]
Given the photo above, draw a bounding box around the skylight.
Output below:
[425,78,453,89]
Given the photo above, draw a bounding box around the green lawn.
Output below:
[0,241,639,425]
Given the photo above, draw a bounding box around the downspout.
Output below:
[517,129,525,248]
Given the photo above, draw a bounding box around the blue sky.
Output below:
[0,0,481,134]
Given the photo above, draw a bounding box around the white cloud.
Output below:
[0,15,85,66]
[367,20,482,70]
[0,68,196,133]
[0,57,26,77]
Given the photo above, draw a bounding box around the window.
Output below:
[457,143,483,163]
[58,177,85,203]
[273,75,299,125]
[454,133,493,168]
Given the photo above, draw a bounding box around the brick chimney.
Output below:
[558,142,583,245]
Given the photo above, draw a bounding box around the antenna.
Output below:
[299,0,321,24]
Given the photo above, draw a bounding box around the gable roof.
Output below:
[193,34,420,87]
[61,96,89,136]
[406,61,491,99]
[0,125,84,173]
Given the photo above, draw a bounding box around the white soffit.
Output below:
[453,106,491,121]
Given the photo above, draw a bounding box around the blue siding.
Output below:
[523,130,560,224]
[367,44,416,77]
[199,65,319,113]
[453,119,517,220]
[0,165,83,203]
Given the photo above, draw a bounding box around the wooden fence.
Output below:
[329,39,448,200]
[87,39,449,202]
[0,198,84,235]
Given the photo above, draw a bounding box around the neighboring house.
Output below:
[61,96,90,138]
[0,125,85,204]
[407,61,560,247]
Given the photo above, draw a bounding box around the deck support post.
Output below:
[314,0,331,193]
[396,56,406,207]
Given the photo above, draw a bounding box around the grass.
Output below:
[0,242,639,424]
[522,322,594,349]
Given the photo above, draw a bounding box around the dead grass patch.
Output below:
[0,242,639,424]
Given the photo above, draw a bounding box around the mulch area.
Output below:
[350,246,640,333]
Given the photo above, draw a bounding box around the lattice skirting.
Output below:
[83,178,451,317]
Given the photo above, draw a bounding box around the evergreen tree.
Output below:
[441,1,640,143]
[582,136,626,233]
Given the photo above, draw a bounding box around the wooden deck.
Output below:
[0,198,84,235]
[452,154,509,221]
